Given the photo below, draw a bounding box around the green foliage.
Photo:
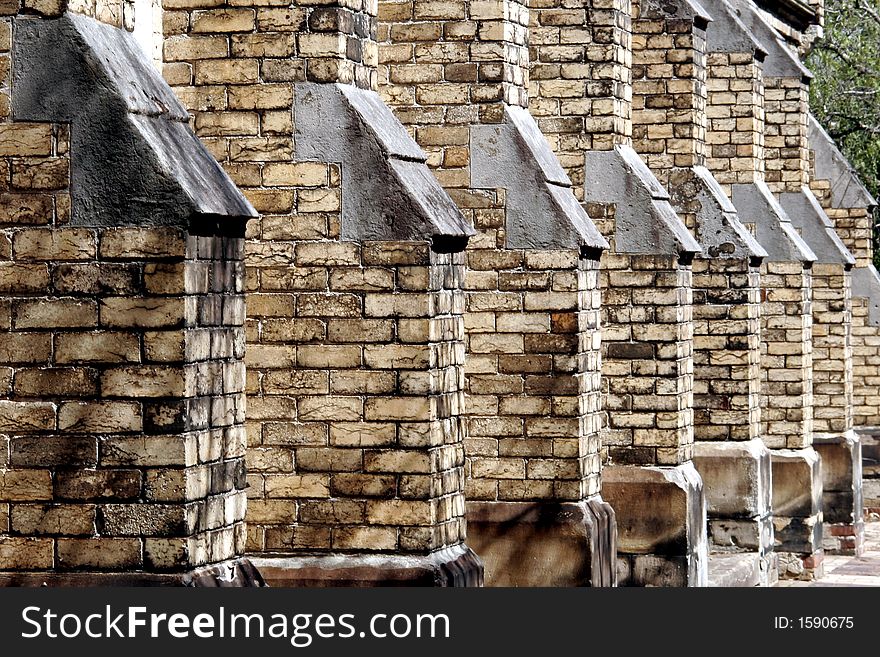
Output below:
[807,0,880,264]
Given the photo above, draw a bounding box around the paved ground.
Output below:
[777,519,880,587]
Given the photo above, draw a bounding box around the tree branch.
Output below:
[818,40,880,78]
[855,0,880,30]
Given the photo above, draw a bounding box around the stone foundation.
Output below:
[771,448,824,578]
[814,432,864,554]
[602,463,707,587]
[465,497,616,587]
[693,440,774,581]
[250,545,482,587]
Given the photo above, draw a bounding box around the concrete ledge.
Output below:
[852,265,880,326]
[294,82,474,243]
[693,439,772,517]
[779,187,856,266]
[583,145,701,257]
[731,181,816,263]
[12,13,257,227]
[809,114,877,210]
[693,439,774,557]
[249,544,483,587]
[667,166,767,260]
[602,463,708,586]
[471,106,608,252]
[771,448,822,517]
[0,558,265,587]
[705,0,768,56]
[771,448,823,566]
[730,0,813,80]
[465,497,617,587]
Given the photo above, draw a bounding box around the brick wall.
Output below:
[631,0,764,449]
[244,242,469,555]
[809,130,880,426]
[378,0,615,587]
[760,261,813,448]
[0,228,248,574]
[631,0,707,184]
[715,4,817,454]
[529,0,633,189]
[810,262,853,436]
[763,76,809,195]
[527,0,698,471]
[691,258,762,441]
[601,254,695,465]
[706,51,764,188]
[161,0,476,574]
[378,0,606,503]
[462,252,603,502]
[0,8,254,582]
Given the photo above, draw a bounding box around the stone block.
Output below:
[250,544,482,587]
[466,497,616,587]
[692,438,771,518]
[602,463,707,586]
[815,431,864,553]
[770,447,822,517]
[57,538,142,570]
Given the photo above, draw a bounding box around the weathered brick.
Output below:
[11,504,95,535]
[0,536,54,569]
[100,435,194,467]
[100,298,184,328]
[57,538,142,569]
[0,400,55,431]
[0,124,53,156]
[101,367,186,397]
[13,228,94,260]
[58,401,143,433]
[0,470,53,501]
[55,470,142,501]
[12,436,96,467]
[14,368,97,397]
[0,333,52,364]
[55,331,141,364]
[14,299,98,328]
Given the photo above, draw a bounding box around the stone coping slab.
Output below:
[294,82,475,244]
[12,13,257,228]
[471,106,609,252]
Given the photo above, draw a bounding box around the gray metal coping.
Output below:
[808,115,877,210]
[667,165,768,260]
[583,145,702,257]
[853,265,880,326]
[294,82,474,245]
[703,0,768,57]
[728,0,813,80]
[470,105,609,253]
[731,180,817,263]
[779,186,856,266]
[12,13,257,228]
